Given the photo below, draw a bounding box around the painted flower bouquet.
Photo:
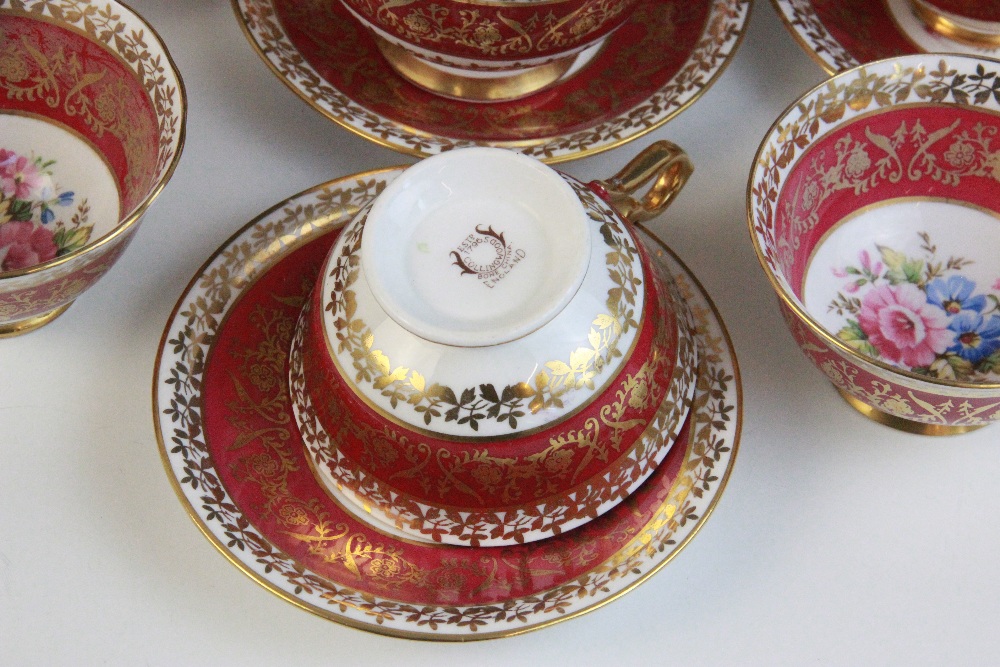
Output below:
[829,232,1000,382]
[0,148,92,272]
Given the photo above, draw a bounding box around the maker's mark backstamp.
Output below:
[450,224,526,288]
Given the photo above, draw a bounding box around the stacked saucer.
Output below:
[153,151,742,637]
[287,145,702,547]
[232,0,752,161]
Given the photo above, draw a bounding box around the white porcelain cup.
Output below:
[291,142,701,545]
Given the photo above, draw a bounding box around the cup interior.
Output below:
[0,9,181,274]
[772,104,1000,382]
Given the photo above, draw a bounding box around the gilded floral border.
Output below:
[342,0,634,58]
[154,171,740,638]
[783,308,1000,427]
[323,180,644,434]
[771,0,859,74]
[232,0,751,162]
[292,266,698,546]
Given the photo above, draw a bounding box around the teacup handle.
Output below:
[588,140,694,225]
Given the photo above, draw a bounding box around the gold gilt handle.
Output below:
[589,140,694,225]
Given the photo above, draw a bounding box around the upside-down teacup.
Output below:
[290,141,700,546]
[748,54,1000,435]
[0,0,185,336]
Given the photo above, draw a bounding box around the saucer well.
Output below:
[773,0,1000,74]
[232,0,751,163]
[153,169,742,639]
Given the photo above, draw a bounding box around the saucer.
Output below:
[773,0,1000,74]
[153,169,742,639]
[232,0,751,163]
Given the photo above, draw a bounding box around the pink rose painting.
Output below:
[857,283,951,367]
[0,148,92,272]
[828,233,1000,381]
[0,149,45,200]
[0,220,57,271]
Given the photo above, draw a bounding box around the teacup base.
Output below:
[836,388,986,436]
[909,0,1000,46]
[374,37,602,102]
[0,302,73,338]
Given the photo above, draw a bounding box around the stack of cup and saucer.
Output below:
[155,142,743,638]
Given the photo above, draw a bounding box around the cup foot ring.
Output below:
[0,302,74,338]
[836,388,986,436]
[374,37,593,102]
[909,0,1000,47]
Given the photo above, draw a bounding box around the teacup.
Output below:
[290,141,700,545]
[336,0,643,101]
[910,0,1000,46]
[748,54,1000,436]
[0,1,186,336]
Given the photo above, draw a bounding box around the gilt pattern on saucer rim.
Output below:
[232,0,751,163]
[152,169,741,639]
[772,0,1000,75]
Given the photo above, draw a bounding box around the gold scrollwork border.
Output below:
[292,266,698,545]
[154,170,741,639]
[232,0,752,163]
[323,180,644,434]
[748,56,1000,393]
[0,0,185,279]
[769,0,860,75]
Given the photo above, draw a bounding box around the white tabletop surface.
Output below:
[3,0,999,664]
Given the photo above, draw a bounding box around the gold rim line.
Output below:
[152,170,742,642]
[801,194,1000,298]
[296,321,696,522]
[284,316,695,611]
[167,245,735,640]
[0,301,73,338]
[152,169,402,643]
[909,0,1000,47]
[302,435,439,547]
[0,2,187,280]
[314,179,661,444]
[2,110,124,219]
[881,0,937,56]
[745,55,1000,392]
[313,292,674,442]
[294,170,702,536]
[774,0,1000,76]
[836,388,986,435]
[230,0,753,164]
[374,37,581,102]
[152,166,402,426]
[301,295,697,548]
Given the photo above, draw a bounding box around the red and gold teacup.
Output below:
[0,1,185,336]
[749,54,1000,435]
[290,142,700,545]
[336,0,643,101]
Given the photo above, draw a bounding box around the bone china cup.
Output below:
[335,0,642,102]
[748,54,1000,436]
[0,1,185,337]
[290,142,699,546]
